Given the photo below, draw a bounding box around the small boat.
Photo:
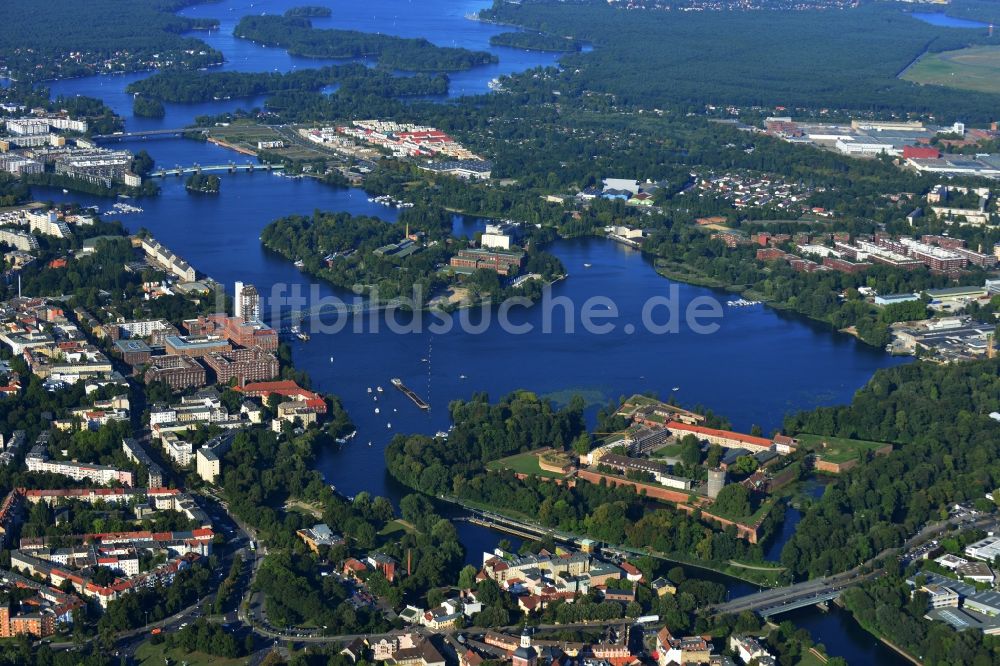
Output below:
[459,374,467,379]
[294,259,305,268]
[583,263,592,268]
[386,422,392,429]
[368,441,372,447]
[62,189,69,194]
[421,358,428,362]
[672,387,680,391]
[367,387,372,394]
[377,386,384,393]
[373,395,378,402]
[393,408,397,413]
[329,356,334,363]
[374,408,380,414]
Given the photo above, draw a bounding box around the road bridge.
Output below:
[150,162,285,177]
[91,128,198,141]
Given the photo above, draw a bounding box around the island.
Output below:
[184,173,221,194]
[489,31,582,52]
[260,209,565,305]
[234,14,498,71]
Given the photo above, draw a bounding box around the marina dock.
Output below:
[391,378,430,410]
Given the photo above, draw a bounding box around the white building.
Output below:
[234,281,261,322]
[0,229,39,252]
[835,137,899,157]
[729,636,775,665]
[196,447,220,483]
[966,536,1000,562]
[0,155,44,175]
[26,210,71,240]
[160,432,193,467]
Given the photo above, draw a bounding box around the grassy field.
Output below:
[904,46,1000,94]
[487,451,570,479]
[135,641,248,666]
[652,441,685,458]
[378,518,418,537]
[796,433,890,463]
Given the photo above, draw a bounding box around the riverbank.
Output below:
[438,495,785,588]
[834,599,923,665]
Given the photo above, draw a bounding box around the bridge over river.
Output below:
[91,128,200,141]
[150,163,285,177]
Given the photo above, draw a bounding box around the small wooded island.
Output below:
[489,31,581,52]
[185,173,221,194]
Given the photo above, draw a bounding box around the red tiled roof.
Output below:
[666,421,772,448]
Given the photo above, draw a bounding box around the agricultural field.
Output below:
[903,46,1000,94]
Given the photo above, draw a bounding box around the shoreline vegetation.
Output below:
[489,31,582,52]
[127,65,450,103]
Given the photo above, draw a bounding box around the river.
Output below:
[36,1,913,662]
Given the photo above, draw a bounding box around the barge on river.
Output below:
[391,378,429,410]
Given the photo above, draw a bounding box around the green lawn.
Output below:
[652,442,685,458]
[796,648,830,666]
[904,46,1000,94]
[487,451,569,479]
[135,641,248,666]
[796,433,890,464]
[379,519,418,537]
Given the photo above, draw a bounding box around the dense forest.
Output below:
[480,0,1000,120]
[127,65,449,103]
[234,15,497,71]
[489,31,582,52]
[0,0,222,81]
[132,96,165,119]
[260,208,455,301]
[780,359,1000,578]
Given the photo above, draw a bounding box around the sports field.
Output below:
[904,46,1000,94]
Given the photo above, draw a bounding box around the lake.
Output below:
[34,0,914,659]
